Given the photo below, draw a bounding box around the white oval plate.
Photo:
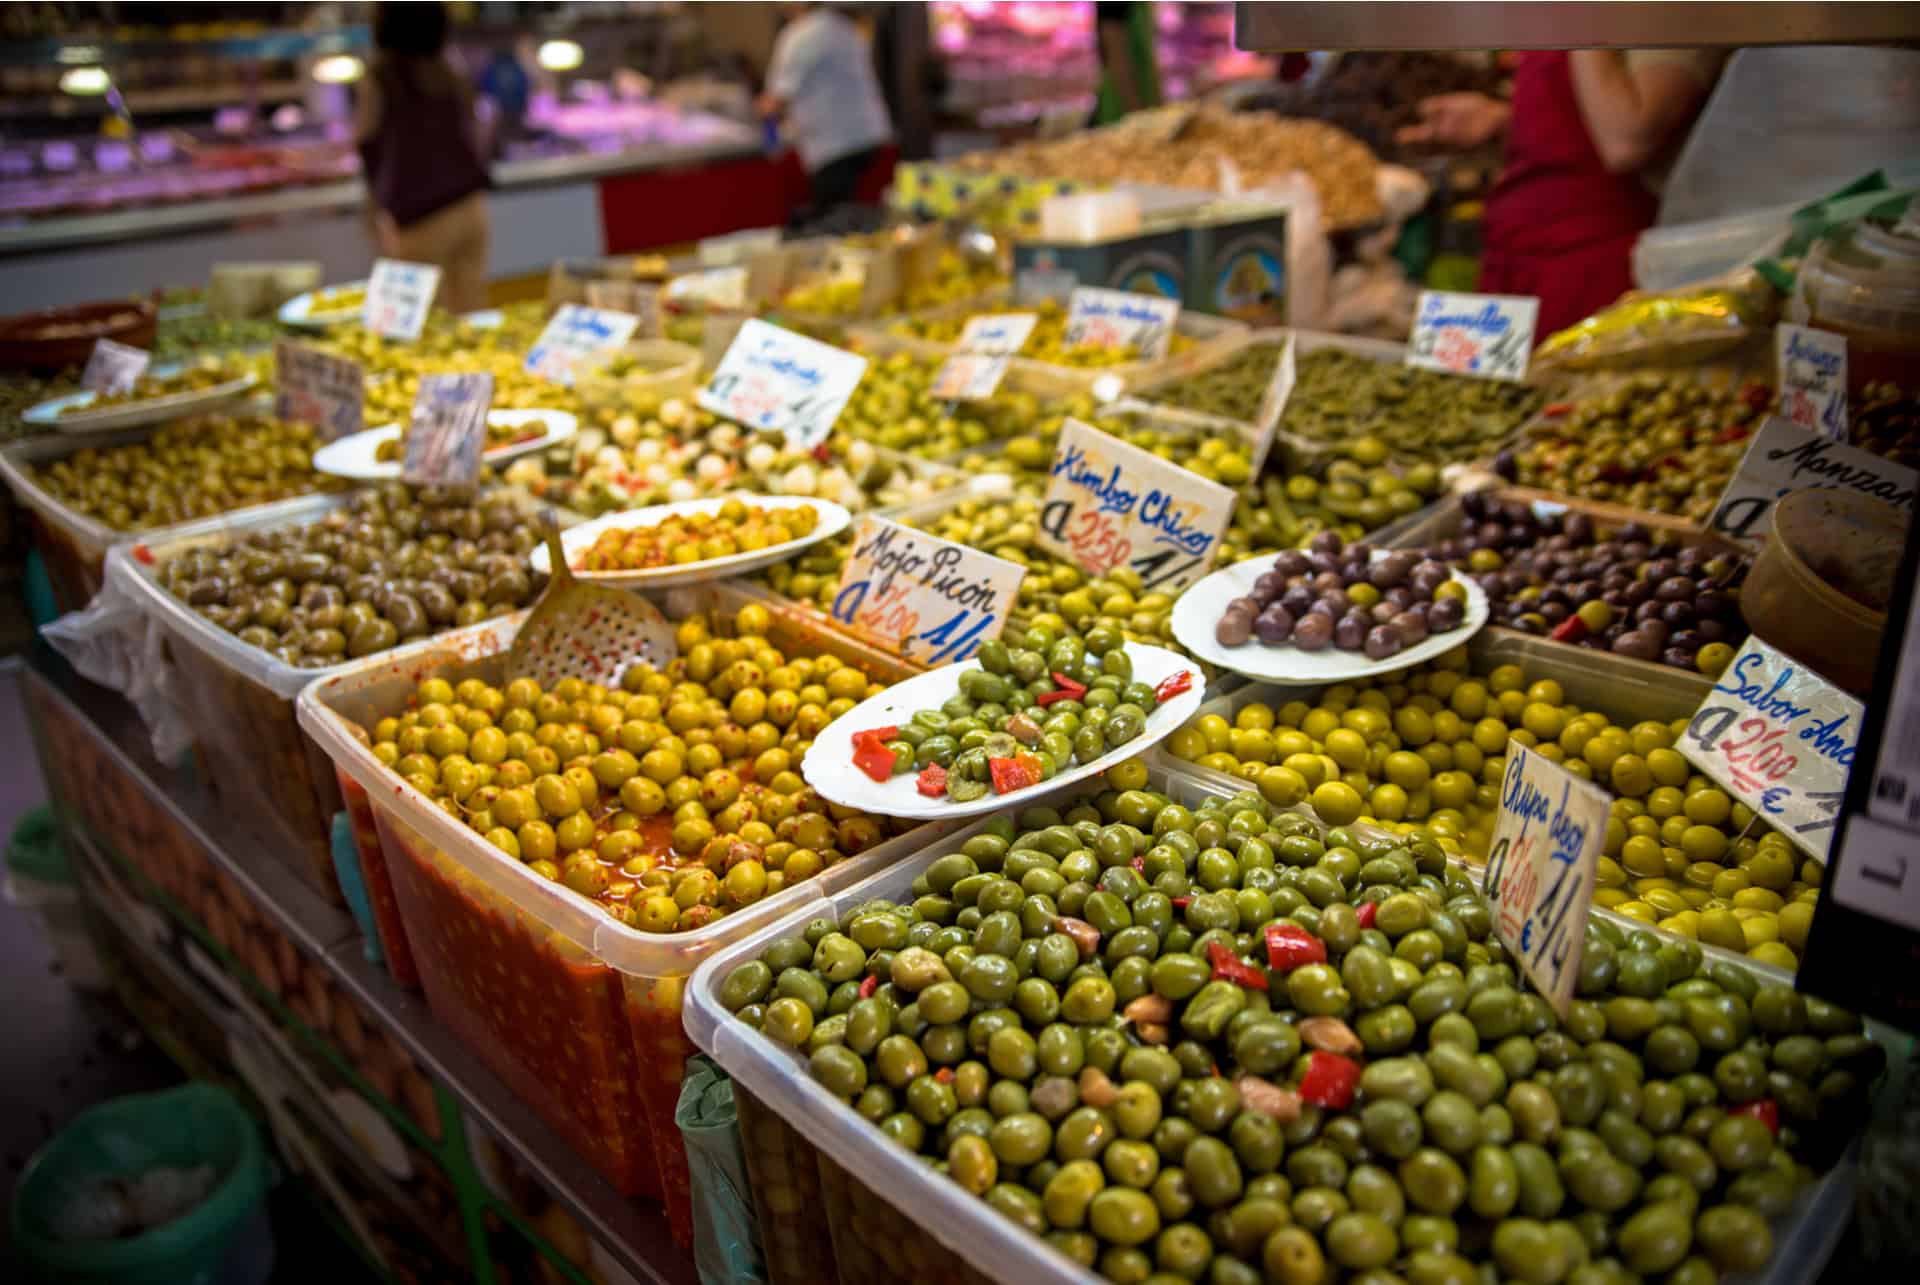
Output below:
[311,409,578,481]
[1170,552,1490,685]
[27,367,259,434]
[529,494,852,589]
[279,281,367,329]
[803,642,1204,820]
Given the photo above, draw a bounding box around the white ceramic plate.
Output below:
[279,281,367,329]
[803,642,1204,820]
[26,366,258,434]
[529,494,852,589]
[1170,552,1490,685]
[311,409,578,481]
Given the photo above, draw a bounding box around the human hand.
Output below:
[1396,92,1510,148]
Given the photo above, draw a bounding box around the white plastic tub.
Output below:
[685,767,1868,1285]
[296,584,963,1244]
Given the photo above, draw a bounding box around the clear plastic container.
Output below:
[847,309,1247,399]
[1153,629,1714,820]
[0,427,327,615]
[572,339,701,412]
[103,494,548,907]
[295,584,963,1242]
[684,767,1869,1285]
[1790,200,1920,395]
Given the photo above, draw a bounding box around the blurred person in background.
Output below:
[758,4,893,223]
[357,2,492,313]
[1401,49,1722,334]
[1093,2,1162,125]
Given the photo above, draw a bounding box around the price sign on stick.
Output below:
[930,312,1038,401]
[1407,290,1539,382]
[274,340,364,441]
[1037,418,1234,593]
[696,319,867,449]
[1775,323,1849,440]
[525,304,641,385]
[1679,635,1863,863]
[1064,287,1181,361]
[403,372,493,488]
[668,266,748,310]
[1480,740,1609,1016]
[830,517,1028,666]
[80,339,149,395]
[1249,334,1297,475]
[1706,416,1917,544]
[365,258,441,341]
[584,280,662,338]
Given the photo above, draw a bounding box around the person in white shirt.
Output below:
[758,4,894,219]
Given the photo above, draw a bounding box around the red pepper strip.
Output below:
[851,725,899,751]
[934,1066,954,1084]
[1355,901,1378,930]
[852,739,897,783]
[1171,896,1190,909]
[132,544,155,565]
[1131,856,1146,874]
[858,974,879,999]
[1732,1098,1780,1136]
[916,763,949,797]
[989,755,1039,794]
[1550,616,1589,644]
[1715,423,1754,444]
[1036,671,1089,708]
[1300,1051,1361,1109]
[1266,922,1328,972]
[1542,401,1573,418]
[1154,671,1195,703]
[1207,940,1269,991]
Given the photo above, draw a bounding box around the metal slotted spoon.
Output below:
[506,509,677,688]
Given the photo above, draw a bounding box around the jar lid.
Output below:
[1793,196,1920,335]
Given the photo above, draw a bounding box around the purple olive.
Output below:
[1696,618,1728,643]
[1655,576,1694,603]
[1633,600,1665,625]
[1374,601,1401,625]
[1349,543,1376,563]
[1612,630,1660,660]
[1216,611,1254,647]
[1661,646,1700,669]
[1372,552,1416,589]
[1639,619,1671,647]
[1311,570,1345,594]
[1255,605,1295,645]
[1309,530,1344,555]
[1461,491,1489,520]
[1390,610,1429,645]
[1696,589,1729,619]
[1539,601,1571,625]
[1428,597,1466,632]
[1272,550,1312,578]
[1564,513,1596,544]
[1281,584,1316,616]
[1292,613,1333,651]
[1318,588,1353,618]
[1305,597,1336,619]
[1334,611,1370,651]
[1660,601,1695,628]
[1385,586,1417,611]
[1492,450,1517,480]
[1364,624,1405,660]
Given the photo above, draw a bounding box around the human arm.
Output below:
[757,21,806,120]
[1395,91,1510,148]
[352,71,383,145]
[1567,50,1712,175]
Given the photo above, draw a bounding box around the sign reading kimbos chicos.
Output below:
[1037,418,1234,594]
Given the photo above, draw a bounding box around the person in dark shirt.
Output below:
[356,3,493,313]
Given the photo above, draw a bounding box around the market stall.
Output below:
[5,13,1920,1285]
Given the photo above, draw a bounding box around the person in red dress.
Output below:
[1401,51,1723,336]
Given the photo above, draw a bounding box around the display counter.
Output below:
[0,132,770,312]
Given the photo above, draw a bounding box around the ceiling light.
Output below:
[537,39,584,72]
[59,66,110,96]
[312,54,364,85]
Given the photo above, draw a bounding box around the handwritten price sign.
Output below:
[1776,323,1849,440]
[1407,290,1539,382]
[80,338,150,395]
[930,312,1038,401]
[364,258,441,342]
[1249,334,1297,475]
[1481,740,1609,1016]
[584,280,662,338]
[1707,415,1917,544]
[1064,287,1181,361]
[830,517,1027,666]
[274,340,364,441]
[697,319,867,449]
[403,372,493,488]
[1680,635,1861,863]
[525,304,642,386]
[1036,418,1234,593]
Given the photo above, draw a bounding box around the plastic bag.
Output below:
[42,574,196,764]
[674,1056,766,1285]
[1531,267,1779,374]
